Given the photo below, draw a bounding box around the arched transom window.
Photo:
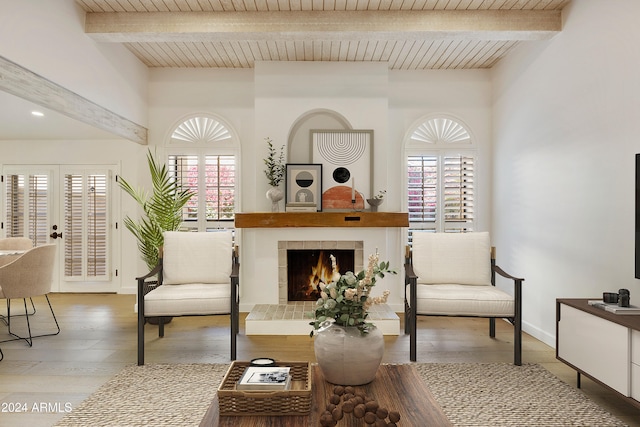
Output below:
[171,117,231,145]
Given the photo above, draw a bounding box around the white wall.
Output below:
[0,0,148,126]
[492,0,640,346]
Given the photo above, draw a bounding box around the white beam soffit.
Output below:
[85,10,562,43]
[0,56,148,145]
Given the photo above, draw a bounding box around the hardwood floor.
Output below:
[0,293,639,427]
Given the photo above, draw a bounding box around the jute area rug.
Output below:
[54,363,626,427]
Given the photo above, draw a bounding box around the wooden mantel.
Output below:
[235,212,409,228]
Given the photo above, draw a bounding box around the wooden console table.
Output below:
[200,364,451,426]
[235,212,409,228]
[556,298,640,409]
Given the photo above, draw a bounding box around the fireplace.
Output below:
[278,241,363,304]
[287,249,355,301]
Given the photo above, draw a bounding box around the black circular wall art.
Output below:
[332,167,351,184]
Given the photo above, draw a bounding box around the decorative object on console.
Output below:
[312,130,372,211]
[263,137,286,212]
[366,189,386,212]
[285,163,322,212]
[310,250,395,385]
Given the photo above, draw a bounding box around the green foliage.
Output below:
[263,137,285,187]
[119,150,194,271]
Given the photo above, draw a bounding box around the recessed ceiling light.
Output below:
[31,111,44,117]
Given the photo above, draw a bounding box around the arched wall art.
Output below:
[311,130,373,211]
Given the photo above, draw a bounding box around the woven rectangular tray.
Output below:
[217,361,312,416]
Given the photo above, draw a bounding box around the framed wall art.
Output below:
[311,130,373,211]
[285,163,323,212]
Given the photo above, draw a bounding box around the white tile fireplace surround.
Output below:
[236,213,408,335]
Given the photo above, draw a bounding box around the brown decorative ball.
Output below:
[388,410,401,422]
[342,400,355,413]
[329,394,341,405]
[364,411,377,424]
[319,412,334,426]
[376,407,389,419]
[353,403,366,418]
[344,386,355,394]
[365,400,379,412]
[333,385,345,395]
[332,407,344,421]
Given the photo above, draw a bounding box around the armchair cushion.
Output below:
[412,231,491,286]
[144,283,230,317]
[407,284,514,317]
[162,231,232,285]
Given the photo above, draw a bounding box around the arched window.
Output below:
[405,116,475,234]
[167,115,238,231]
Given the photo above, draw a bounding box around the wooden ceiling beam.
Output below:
[85,10,562,43]
[0,56,148,145]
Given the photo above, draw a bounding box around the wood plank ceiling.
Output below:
[76,0,569,70]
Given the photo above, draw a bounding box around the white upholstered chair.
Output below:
[136,230,239,365]
[404,232,524,365]
[0,244,59,346]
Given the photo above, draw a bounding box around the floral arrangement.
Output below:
[263,137,285,187]
[310,250,395,335]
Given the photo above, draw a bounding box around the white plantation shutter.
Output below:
[443,155,475,231]
[406,116,475,238]
[63,170,110,281]
[4,173,49,246]
[407,155,437,226]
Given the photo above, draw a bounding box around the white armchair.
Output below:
[404,232,524,365]
[136,230,239,365]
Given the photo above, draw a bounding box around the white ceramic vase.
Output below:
[313,323,384,385]
[266,187,284,212]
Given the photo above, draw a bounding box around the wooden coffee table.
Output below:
[201,364,452,426]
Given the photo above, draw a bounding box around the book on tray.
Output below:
[236,366,292,391]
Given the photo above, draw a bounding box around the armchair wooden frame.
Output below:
[136,244,240,366]
[404,245,524,365]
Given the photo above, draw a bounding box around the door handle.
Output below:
[50,231,63,239]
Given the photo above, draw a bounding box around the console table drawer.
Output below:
[633,363,640,401]
[558,304,629,395]
[633,330,640,365]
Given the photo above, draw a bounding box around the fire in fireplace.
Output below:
[287,249,355,301]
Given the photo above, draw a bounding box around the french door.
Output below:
[2,165,119,292]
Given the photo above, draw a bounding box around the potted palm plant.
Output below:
[119,149,194,271]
